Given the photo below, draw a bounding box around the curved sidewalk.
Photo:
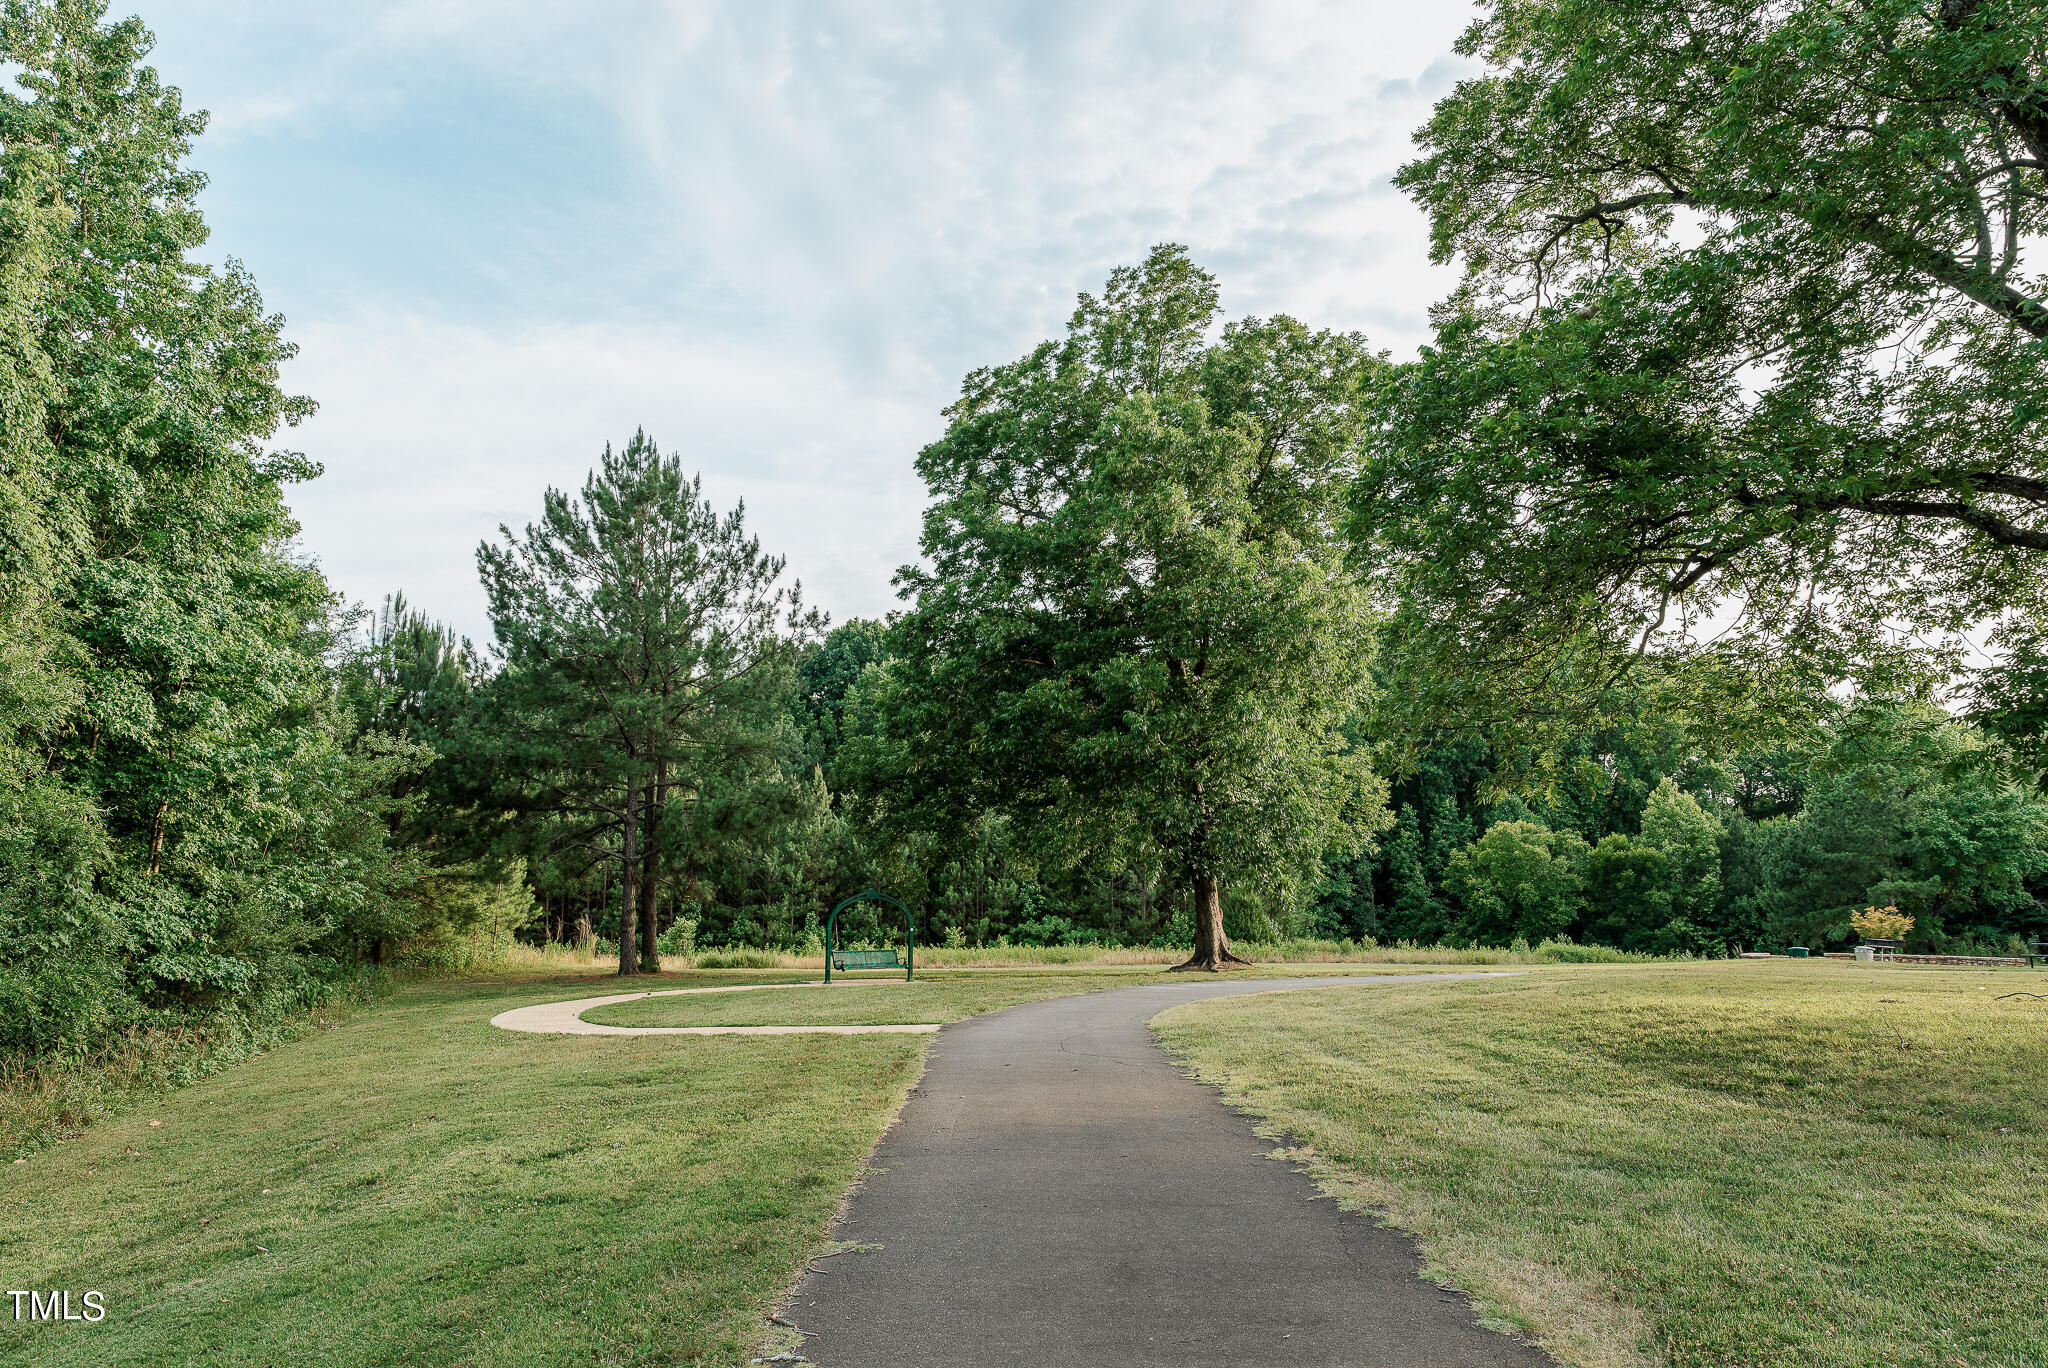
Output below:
[489,979,935,1036]
[793,972,1556,1367]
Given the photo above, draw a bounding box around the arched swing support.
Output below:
[823,889,915,984]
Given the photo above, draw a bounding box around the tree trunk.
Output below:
[1171,873,1250,972]
[618,778,640,975]
[639,762,664,971]
[147,800,169,875]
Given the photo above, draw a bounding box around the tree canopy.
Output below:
[1358,0,2048,723]
[848,246,1389,969]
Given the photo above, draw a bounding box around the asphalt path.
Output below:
[792,973,1559,1367]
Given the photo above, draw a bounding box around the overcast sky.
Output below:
[141,1,1480,645]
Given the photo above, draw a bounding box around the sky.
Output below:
[140,1,1481,646]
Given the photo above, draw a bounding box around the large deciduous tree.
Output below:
[851,246,1387,971]
[1,0,392,1053]
[1360,0,2048,719]
[472,432,813,975]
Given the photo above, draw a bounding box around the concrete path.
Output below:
[489,979,937,1036]
[793,973,1556,1368]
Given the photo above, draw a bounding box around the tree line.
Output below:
[4,0,2046,1058]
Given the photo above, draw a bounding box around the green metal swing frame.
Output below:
[823,888,914,983]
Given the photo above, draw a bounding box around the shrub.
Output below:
[695,948,785,969]
[1530,938,1634,963]
[655,916,699,958]
[1849,905,1914,941]
[1011,915,1101,948]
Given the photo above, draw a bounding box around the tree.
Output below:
[1639,777,1723,931]
[1379,805,1445,944]
[1743,701,2048,950]
[1578,835,1671,951]
[850,246,1387,970]
[0,1,398,1053]
[1361,0,2048,718]
[1970,621,2048,789]
[472,432,813,975]
[0,96,108,1056]
[341,592,481,746]
[1442,819,1587,945]
[795,618,890,776]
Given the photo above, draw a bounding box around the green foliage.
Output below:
[1361,0,2048,731]
[1740,703,2048,951]
[1578,834,1671,951]
[0,2,441,1061]
[692,948,785,970]
[1970,620,2048,789]
[846,246,1390,959]
[796,618,890,774]
[467,430,820,971]
[1443,820,1588,945]
[1639,776,1723,929]
[1380,806,1445,944]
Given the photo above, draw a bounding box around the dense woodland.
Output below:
[4,0,2047,1057]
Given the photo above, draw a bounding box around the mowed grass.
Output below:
[0,967,934,1368]
[582,971,1140,1028]
[579,964,1444,1029]
[1154,960,2048,1368]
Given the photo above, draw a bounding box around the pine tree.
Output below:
[472,432,817,974]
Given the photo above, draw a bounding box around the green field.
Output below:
[582,970,1134,1028]
[1155,960,2048,1368]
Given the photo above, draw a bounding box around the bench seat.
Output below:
[831,948,903,972]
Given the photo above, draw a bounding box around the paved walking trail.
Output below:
[489,979,937,1036]
[793,973,1557,1368]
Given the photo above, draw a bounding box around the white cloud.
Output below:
[283,312,939,644]
[159,1,1487,639]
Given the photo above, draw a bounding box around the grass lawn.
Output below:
[582,970,1143,1028]
[1154,959,2048,1368]
[579,963,1455,1029]
[1,966,935,1368]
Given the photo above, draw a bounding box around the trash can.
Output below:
[1855,945,1874,962]
[1787,946,1809,958]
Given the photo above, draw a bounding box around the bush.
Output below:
[1011,915,1101,948]
[695,948,785,969]
[1849,905,1914,941]
[2,967,389,1157]
[656,916,699,958]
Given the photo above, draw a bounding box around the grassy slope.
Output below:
[1,968,928,1368]
[1154,961,2048,1368]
